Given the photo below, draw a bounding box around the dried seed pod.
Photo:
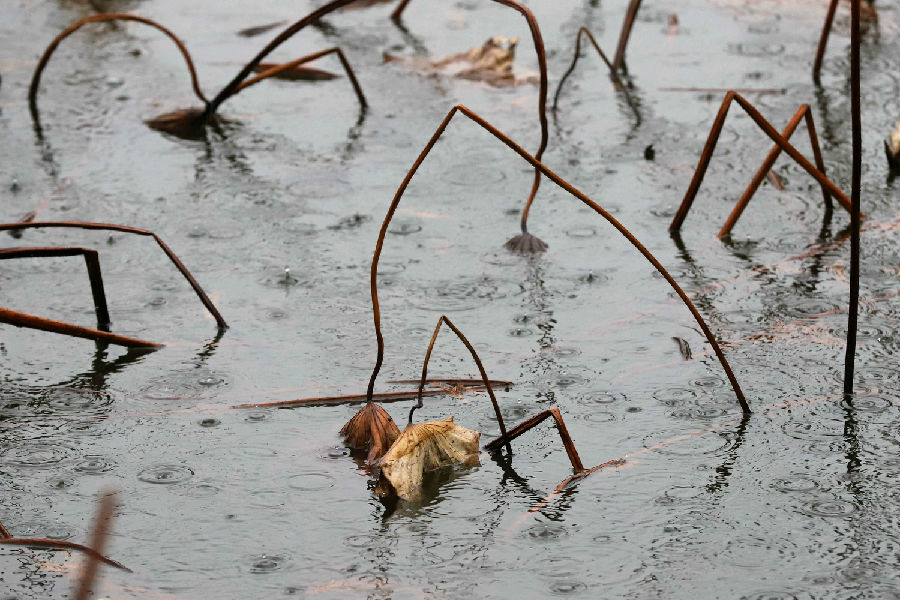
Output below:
[145,108,208,140]
[376,417,480,500]
[340,402,400,463]
[884,120,900,176]
[504,232,548,254]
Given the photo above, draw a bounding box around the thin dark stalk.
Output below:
[0,247,111,331]
[812,0,840,85]
[613,0,643,72]
[230,385,494,409]
[0,538,130,571]
[365,104,749,414]
[484,407,584,472]
[29,14,207,121]
[0,221,226,329]
[235,46,368,109]
[0,521,10,540]
[552,27,640,123]
[0,306,160,348]
[385,0,549,240]
[669,91,856,234]
[718,104,832,238]
[409,316,508,444]
[844,0,862,396]
[74,492,117,600]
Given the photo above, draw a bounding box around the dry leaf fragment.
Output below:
[385,36,536,87]
[376,417,480,500]
[340,402,400,463]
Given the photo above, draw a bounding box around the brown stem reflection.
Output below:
[484,407,584,472]
[365,104,749,414]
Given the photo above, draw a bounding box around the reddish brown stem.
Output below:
[552,27,640,123]
[410,316,508,443]
[812,0,840,85]
[484,407,584,472]
[718,104,832,238]
[0,221,226,329]
[0,521,10,540]
[0,247,111,331]
[230,385,493,409]
[0,306,160,348]
[613,0,643,72]
[29,13,206,120]
[384,0,549,238]
[74,492,117,600]
[365,104,749,414]
[235,46,368,109]
[669,91,856,234]
[0,539,130,572]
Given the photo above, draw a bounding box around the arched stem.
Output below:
[0,221,227,329]
[235,46,368,109]
[552,27,640,123]
[669,91,856,234]
[29,13,207,122]
[410,316,509,446]
[365,104,749,414]
[484,407,584,472]
[384,0,549,236]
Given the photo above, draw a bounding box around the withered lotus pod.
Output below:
[340,402,400,463]
[504,232,548,254]
[376,417,480,500]
[145,108,209,140]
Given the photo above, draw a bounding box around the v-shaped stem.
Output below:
[484,407,585,472]
[0,247,111,331]
[365,103,749,414]
[386,0,549,237]
[0,222,227,329]
[234,46,368,109]
[552,27,641,123]
[410,315,508,444]
[669,91,856,234]
[29,13,207,120]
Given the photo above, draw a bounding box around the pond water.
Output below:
[2,0,900,597]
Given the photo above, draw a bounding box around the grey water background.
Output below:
[2,0,900,597]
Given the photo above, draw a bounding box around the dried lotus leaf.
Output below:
[376,417,480,500]
[340,402,401,464]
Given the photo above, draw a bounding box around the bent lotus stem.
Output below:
[484,407,584,472]
[230,384,498,410]
[0,247,111,331]
[365,103,749,414]
[0,306,160,348]
[0,520,10,540]
[613,0,643,72]
[552,27,640,123]
[385,0,549,239]
[410,315,509,443]
[0,538,130,572]
[669,91,856,234]
[74,492,117,600]
[29,13,207,123]
[719,104,832,238]
[812,0,840,85]
[844,0,862,396]
[234,46,368,110]
[0,221,227,329]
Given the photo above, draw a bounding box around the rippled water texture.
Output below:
[2,0,900,597]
